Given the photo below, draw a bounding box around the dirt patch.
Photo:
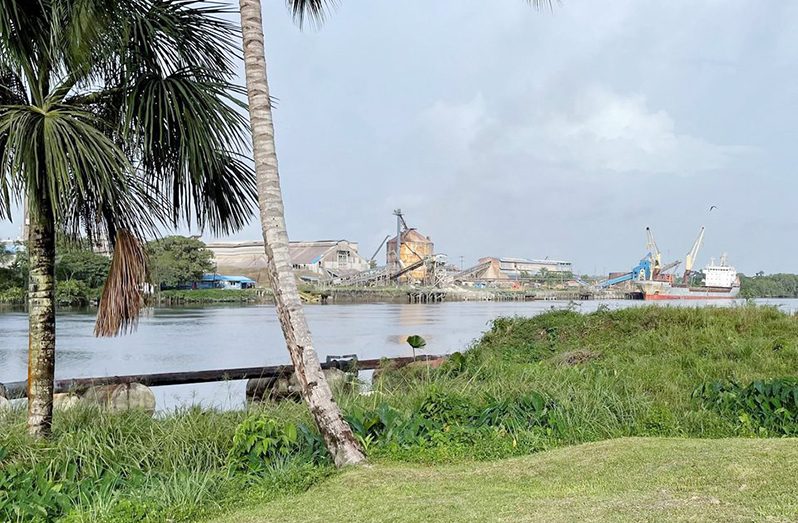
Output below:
[555,349,601,366]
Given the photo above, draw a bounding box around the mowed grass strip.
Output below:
[210,437,798,523]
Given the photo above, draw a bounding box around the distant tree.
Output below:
[0,244,11,266]
[740,273,798,299]
[56,248,110,288]
[147,236,214,289]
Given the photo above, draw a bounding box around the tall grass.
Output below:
[0,405,329,522]
[338,305,798,460]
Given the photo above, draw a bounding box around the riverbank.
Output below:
[3,305,798,521]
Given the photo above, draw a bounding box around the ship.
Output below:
[599,225,741,300]
[635,257,740,300]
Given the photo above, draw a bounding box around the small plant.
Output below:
[227,416,300,473]
[479,391,555,432]
[406,335,427,360]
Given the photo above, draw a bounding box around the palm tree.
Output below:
[237,0,554,467]
[238,0,366,468]
[0,0,256,437]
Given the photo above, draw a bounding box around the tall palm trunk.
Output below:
[26,193,56,438]
[238,0,366,467]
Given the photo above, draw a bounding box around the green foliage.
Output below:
[227,416,301,473]
[367,305,798,460]
[695,378,798,435]
[342,387,556,459]
[406,335,426,349]
[158,288,265,304]
[0,0,257,236]
[147,236,215,289]
[0,247,26,292]
[55,248,110,288]
[740,273,798,298]
[0,286,24,304]
[0,405,330,522]
[0,461,75,522]
[4,305,798,520]
[55,280,99,306]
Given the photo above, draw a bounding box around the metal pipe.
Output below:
[0,355,443,400]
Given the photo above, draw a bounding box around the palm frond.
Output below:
[120,0,241,77]
[286,0,337,29]
[0,67,27,219]
[125,70,255,234]
[94,229,147,337]
[526,0,557,11]
[57,173,165,243]
[0,103,134,227]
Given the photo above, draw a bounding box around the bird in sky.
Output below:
[709,205,718,212]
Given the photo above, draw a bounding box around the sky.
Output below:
[2,0,797,275]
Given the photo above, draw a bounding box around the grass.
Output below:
[210,437,798,523]
[0,405,328,522]
[350,304,798,463]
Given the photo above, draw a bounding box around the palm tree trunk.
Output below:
[238,0,366,467]
[26,196,56,438]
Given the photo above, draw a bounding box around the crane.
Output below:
[368,235,390,268]
[682,226,705,284]
[645,227,662,276]
[597,256,652,288]
[659,260,681,273]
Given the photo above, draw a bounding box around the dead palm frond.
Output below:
[94,229,148,337]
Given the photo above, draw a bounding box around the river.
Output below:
[1,298,796,410]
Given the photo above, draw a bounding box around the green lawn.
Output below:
[211,437,798,523]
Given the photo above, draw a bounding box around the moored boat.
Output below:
[636,257,740,300]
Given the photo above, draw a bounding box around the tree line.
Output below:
[0,236,216,304]
[740,273,798,299]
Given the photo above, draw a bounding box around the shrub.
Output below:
[0,286,25,304]
[694,378,798,435]
[227,416,301,473]
[56,280,93,306]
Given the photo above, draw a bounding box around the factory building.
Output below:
[493,257,572,277]
[206,239,369,284]
[457,256,573,283]
[386,229,434,283]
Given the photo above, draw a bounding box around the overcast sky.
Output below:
[2,0,796,275]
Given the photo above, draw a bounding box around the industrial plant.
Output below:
[203,208,738,303]
[206,209,577,297]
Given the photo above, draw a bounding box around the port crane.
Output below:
[598,226,679,289]
[646,227,662,277]
[682,226,705,284]
[597,256,652,288]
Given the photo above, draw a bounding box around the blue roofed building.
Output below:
[198,274,257,290]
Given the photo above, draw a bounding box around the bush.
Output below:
[227,416,308,473]
[0,286,25,304]
[694,378,798,435]
[56,280,95,306]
